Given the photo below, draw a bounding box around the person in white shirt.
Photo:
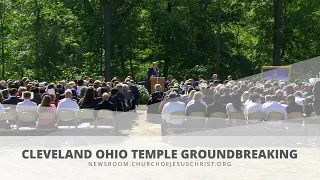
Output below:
[241,91,250,104]
[16,91,37,112]
[244,93,263,122]
[76,80,85,96]
[262,95,272,109]
[161,93,186,136]
[0,103,5,113]
[294,91,304,106]
[56,89,79,116]
[263,95,288,120]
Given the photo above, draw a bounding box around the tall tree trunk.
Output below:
[129,47,134,80]
[103,0,112,81]
[100,0,104,76]
[163,1,172,79]
[0,2,4,79]
[34,0,41,79]
[216,0,221,75]
[273,0,282,66]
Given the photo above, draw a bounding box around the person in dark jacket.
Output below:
[78,87,96,109]
[95,87,108,105]
[220,88,232,105]
[129,81,140,109]
[110,89,124,112]
[147,84,164,106]
[31,87,41,105]
[116,84,128,111]
[185,92,206,116]
[2,88,22,106]
[146,62,160,93]
[286,95,303,114]
[206,94,226,117]
[304,97,314,117]
[313,81,320,115]
[95,93,116,111]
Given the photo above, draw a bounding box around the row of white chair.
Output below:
[166,111,320,135]
[0,109,115,131]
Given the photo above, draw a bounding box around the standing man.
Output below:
[146,62,160,93]
[210,73,222,84]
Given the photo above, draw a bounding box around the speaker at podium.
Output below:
[150,77,165,93]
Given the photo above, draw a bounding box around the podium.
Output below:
[150,77,165,93]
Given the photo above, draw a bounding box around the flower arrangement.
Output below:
[138,85,150,104]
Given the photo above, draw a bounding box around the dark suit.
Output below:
[2,97,22,105]
[110,95,124,112]
[32,94,42,105]
[220,94,232,105]
[186,101,206,116]
[304,104,314,117]
[79,99,97,109]
[147,67,160,78]
[206,102,226,117]
[116,93,128,111]
[95,97,103,105]
[286,102,303,114]
[95,101,116,111]
[130,84,140,109]
[146,67,160,93]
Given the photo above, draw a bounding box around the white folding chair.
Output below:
[78,109,95,123]
[38,112,56,128]
[186,112,207,131]
[167,111,186,135]
[57,110,77,128]
[0,110,17,129]
[17,111,38,130]
[96,110,115,129]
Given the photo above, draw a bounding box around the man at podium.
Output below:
[146,62,160,93]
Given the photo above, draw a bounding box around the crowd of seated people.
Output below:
[0,76,140,129]
[1,73,320,134]
[147,74,320,136]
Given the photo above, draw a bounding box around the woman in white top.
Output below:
[241,91,250,104]
[226,93,245,117]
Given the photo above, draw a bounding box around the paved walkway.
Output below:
[120,105,161,136]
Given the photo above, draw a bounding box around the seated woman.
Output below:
[37,95,56,128]
[226,93,244,118]
[206,94,226,117]
[147,84,164,122]
[78,87,96,109]
[122,84,134,110]
[147,84,164,106]
[304,97,314,117]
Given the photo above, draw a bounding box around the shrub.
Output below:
[138,85,150,104]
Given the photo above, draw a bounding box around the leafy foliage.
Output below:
[1,0,320,82]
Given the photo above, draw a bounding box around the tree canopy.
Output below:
[1,0,320,82]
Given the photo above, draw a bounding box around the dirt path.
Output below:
[121,105,161,136]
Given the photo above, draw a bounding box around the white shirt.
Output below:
[77,86,84,95]
[244,100,252,107]
[244,102,263,117]
[263,101,288,120]
[226,103,244,117]
[295,96,304,106]
[57,98,79,115]
[187,99,206,106]
[161,101,186,125]
[262,101,271,109]
[0,103,5,113]
[16,99,37,112]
